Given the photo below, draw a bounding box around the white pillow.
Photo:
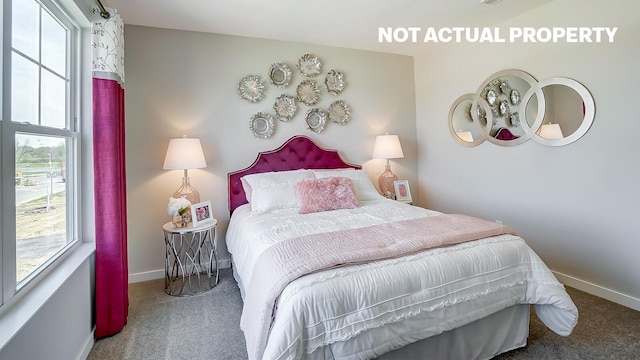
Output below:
[312,169,383,201]
[241,169,315,213]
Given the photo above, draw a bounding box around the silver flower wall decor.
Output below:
[249,112,275,138]
[238,53,354,138]
[297,80,321,106]
[297,54,322,77]
[269,62,292,88]
[238,75,265,103]
[305,108,327,133]
[328,100,351,125]
[273,94,297,122]
[325,70,345,95]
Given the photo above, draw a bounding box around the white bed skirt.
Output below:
[376,304,529,360]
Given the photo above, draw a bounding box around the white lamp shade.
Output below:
[163,137,207,170]
[539,123,564,140]
[372,134,404,159]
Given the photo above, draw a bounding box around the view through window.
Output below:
[15,134,69,282]
[7,0,78,286]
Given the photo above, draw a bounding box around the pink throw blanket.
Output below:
[241,214,516,360]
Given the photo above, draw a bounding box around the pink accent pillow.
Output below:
[295,177,360,214]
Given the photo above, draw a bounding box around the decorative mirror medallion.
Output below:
[325,70,345,95]
[238,75,265,103]
[305,108,327,133]
[269,62,292,88]
[510,112,520,126]
[485,89,498,106]
[273,94,297,122]
[510,89,521,105]
[499,100,509,116]
[297,54,322,77]
[249,112,275,138]
[297,80,321,106]
[328,100,351,125]
[499,80,511,95]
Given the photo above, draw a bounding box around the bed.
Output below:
[226,135,578,360]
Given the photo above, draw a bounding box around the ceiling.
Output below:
[102,0,553,56]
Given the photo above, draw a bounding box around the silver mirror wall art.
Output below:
[448,94,491,147]
[237,53,352,138]
[449,69,595,147]
[520,77,595,147]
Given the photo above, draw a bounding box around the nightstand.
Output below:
[162,219,219,296]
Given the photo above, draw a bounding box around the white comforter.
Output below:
[226,200,578,360]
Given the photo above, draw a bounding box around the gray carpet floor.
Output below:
[88,269,640,360]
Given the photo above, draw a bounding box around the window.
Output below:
[2,0,80,305]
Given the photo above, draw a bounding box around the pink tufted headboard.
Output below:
[228,135,361,212]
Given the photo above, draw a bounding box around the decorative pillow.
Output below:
[240,177,252,203]
[312,169,383,201]
[295,177,360,214]
[241,169,314,213]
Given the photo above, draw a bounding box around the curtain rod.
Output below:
[95,0,111,19]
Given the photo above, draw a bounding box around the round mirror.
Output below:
[473,69,543,147]
[448,94,490,147]
[521,77,595,146]
[449,70,594,147]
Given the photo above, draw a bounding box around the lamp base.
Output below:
[173,177,200,222]
[378,165,398,199]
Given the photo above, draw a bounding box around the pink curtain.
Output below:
[93,77,128,338]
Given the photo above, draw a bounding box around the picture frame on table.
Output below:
[191,200,213,227]
[393,180,412,203]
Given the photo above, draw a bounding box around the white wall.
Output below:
[415,0,640,308]
[124,26,418,281]
[0,256,93,360]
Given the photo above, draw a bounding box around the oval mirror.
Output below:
[473,69,543,147]
[448,94,490,147]
[521,77,595,146]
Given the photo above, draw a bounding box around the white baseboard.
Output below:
[128,269,164,283]
[77,327,95,360]
[218,258,231,269]
[128,259,231,284]
[553,270,640,312]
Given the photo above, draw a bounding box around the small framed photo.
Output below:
[393,180,412,203]
[191,200,213,227]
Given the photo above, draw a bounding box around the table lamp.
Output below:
[163,136,207,204]
[372,134,404,198]
[539,123,564,140]
[457,131,474,142]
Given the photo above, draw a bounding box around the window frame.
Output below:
[1,0,82,306]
